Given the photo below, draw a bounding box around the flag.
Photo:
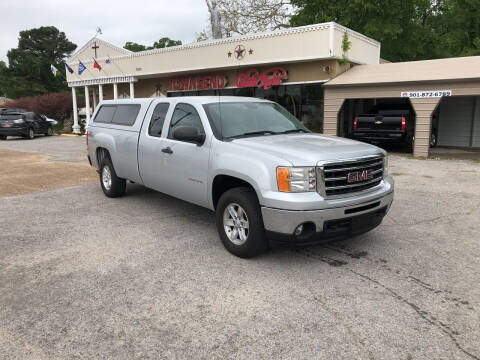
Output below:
[93,58,102,71]
[78,61,86,75]
[65,63,74,74]
[50,64,58,76]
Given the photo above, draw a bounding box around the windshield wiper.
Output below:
[226,130,279,139]
[280,129,309,134]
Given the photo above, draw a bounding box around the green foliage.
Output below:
[196,31,209,42]
[338,33,352,66]
[124,42,147,52]
[289,0,480,61]
[1,26,76,99]
[124,37,183,52]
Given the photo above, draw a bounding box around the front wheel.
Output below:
[215,187,268,258]
[99,157,126,198]
[45,126,53,136]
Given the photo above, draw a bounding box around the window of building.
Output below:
[167,82,325,133]
[168,103,205,140]
[148,103,170,137]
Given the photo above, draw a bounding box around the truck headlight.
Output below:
[277,167,316,192]
[13,119,24,124]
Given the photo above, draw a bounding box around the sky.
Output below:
[0,0,209,64]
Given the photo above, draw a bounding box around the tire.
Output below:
[45,126,53,136]
[26,128,34,140]
[430,131,437,148]
[215,187,268,258]
[99,157,126,198]
[0,135,6,140]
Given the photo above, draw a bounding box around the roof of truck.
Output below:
[99,96,272,106]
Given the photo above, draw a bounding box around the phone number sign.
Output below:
[401,90,452,98]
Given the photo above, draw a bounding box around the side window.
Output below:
[111,105,140,126]
[148,103,170,137]
[94,106,116,124]
[168,103,205,140]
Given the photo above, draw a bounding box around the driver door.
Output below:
[160,103,211,208]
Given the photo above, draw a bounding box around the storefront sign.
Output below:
[169,75,227,91]
[401,90,452,98]
[236,67,287,90]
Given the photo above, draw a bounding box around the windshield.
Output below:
[203,101,309,139]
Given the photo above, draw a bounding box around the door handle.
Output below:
[161,147,173,154]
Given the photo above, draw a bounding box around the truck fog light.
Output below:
[294,224,304,236]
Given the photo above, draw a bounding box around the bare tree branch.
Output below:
[205,0,292,38]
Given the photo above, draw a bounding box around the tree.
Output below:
[124,42,147,52]
[205,0,291,38]
[5,93,73,121]
[4,26,77,99]
[290,0,442,62]
[289,0,480,62]
[206,0,223,38]
[124,37,183,52]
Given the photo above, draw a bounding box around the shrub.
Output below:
[4,92,77,121]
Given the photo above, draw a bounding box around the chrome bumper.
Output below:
[261,190,394,235]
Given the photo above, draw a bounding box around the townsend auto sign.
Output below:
[169,75,228,91]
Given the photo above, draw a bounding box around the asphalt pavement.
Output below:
[0,137,479,359]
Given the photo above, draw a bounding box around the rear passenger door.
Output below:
[137,101,172,192]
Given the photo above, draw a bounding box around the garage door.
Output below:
[437,97,475,147]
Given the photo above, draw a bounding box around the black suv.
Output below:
[0,109,53,140]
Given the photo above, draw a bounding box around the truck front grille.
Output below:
[319,157,384,198]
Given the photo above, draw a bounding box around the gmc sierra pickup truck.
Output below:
[87,97,394,258]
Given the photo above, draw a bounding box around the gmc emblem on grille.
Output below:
[347,170,373,183]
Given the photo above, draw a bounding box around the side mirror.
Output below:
[173,126,205,145]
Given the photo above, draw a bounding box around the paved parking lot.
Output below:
[1,137,479,359]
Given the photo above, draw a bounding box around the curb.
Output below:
[61,134,86,137]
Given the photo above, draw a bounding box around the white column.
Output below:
[92,88,97,110]
[99,84,103,101]
[129,82,135,99]
[72,87,80,134]
[113,83,118,99]
[84,85,91,128]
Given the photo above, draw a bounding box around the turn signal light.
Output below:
[86,130,92,146]
[277,167,291,192]
[277,167,316,193]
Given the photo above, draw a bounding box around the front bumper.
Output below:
[261,189,393,245]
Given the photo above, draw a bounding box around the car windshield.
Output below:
[203,101,309,139]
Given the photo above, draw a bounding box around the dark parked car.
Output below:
[0,110,53,140]
[352,104,437,148]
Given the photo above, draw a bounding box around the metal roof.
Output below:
[325,56,480,86]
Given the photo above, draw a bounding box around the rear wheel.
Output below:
[430,131,437,148]
[0,135,6,140]
[99,157,126,198]
[215,187,268,258]
[26,128,34,140]
[45,126,53,136]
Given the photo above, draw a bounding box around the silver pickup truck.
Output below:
[87,97,394,258]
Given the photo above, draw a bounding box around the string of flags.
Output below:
[50,57,114,77]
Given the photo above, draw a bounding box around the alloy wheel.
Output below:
[223,203,249,245]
